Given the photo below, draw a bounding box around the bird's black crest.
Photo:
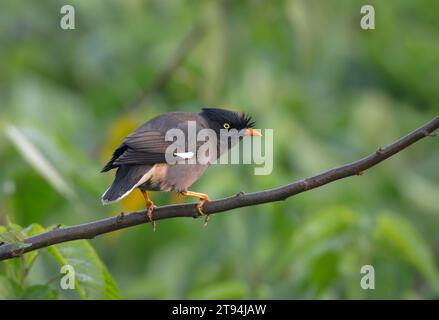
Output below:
[200,108,255,130]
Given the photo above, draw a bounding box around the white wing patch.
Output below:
[174,152,194,159]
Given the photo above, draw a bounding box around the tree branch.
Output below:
[1,115,438,261]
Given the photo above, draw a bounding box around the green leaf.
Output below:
[1,223,119,299]
[0,228,31,251]
[290,207,355,253]
[309,252,339,294]
[4,124,76,200]
[47,239,121,299]
[0,276,22,299]
[22,285,58,300]
[275,207,356,273]
[375,213,439,292]
[0,225,28,285]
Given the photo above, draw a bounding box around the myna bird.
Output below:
[101,107,262,231]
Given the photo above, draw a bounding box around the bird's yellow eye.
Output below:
[223,123,230,129]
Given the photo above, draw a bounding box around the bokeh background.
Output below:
[1,0,439,299]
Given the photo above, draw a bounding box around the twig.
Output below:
[0,115,438,261]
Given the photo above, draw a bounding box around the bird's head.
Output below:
[200,107,262,137]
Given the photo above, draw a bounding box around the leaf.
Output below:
[0,228,25,243]
[4,124,75,200]
[399,173,439,214]
[47,239,121,300]
[275,207,356,272]
[0,228,31,250]
[22,285,59,300]
[309,252,339,294]
[2,223,119,300]
[0,225,29,285]
[290,207,355,253]
[375,213,439,292]
[0,276,22,300]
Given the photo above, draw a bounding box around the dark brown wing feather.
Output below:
[123,131,167,152]
[101,112,207,172]
[101,131,171,172]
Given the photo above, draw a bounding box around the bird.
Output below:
[101,107,262,231]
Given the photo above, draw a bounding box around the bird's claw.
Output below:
[141,191,156,232]
[196,199,211,227]
[180,191,211,227]
[147,202,156,232]
[203,214,211,227]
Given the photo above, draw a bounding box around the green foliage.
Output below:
[375,214,439,293]
[0,224,121,299]
[47,238,121,299]
[190,281,248,300]
[1,0,439,299]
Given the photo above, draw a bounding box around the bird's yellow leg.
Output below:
[141,190,156,232]
[181,191,211,226]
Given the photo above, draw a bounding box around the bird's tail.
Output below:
[102,165,152,205]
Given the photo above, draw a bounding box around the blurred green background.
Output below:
[1,0,439,299]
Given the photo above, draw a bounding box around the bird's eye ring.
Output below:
[223,123,230,129]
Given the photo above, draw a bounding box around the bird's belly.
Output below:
[139,163,209,193]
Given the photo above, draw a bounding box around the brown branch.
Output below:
[0,115,438,261]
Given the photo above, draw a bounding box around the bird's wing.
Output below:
[101,113,209,172]
[107,130,174,168]
[123,130,171,153]
[101,129,199,171]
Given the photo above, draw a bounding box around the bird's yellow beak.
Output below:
[246,128,262,136]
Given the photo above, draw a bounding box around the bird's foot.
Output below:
[141,190,156,232]
[196,198,211,227]
[180,191,211,227]
[146,200,156,232]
